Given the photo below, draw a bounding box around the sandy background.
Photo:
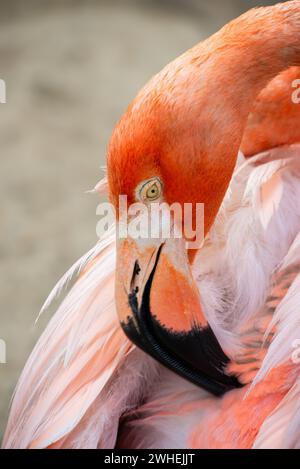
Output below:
[0,0,276,441]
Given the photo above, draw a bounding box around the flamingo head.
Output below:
[106,46,245,395]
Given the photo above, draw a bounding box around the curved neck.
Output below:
[186,1,300,234]
[200,1,300,140]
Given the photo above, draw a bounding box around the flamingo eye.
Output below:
[138,178,163,202]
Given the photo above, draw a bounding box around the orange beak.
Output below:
[115,233,242,396]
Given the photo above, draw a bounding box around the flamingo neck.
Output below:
[185,1,300,235]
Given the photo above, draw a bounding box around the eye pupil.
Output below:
[147,185,158,198]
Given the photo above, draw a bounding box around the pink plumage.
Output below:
[3,2,300,449]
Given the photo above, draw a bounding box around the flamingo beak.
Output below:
[115,235,242,396]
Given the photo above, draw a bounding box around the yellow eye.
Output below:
[139,178,162,202]
[146,182,160,199]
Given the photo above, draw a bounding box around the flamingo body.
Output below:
[3,2,300,449]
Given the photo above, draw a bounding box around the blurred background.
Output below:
[0,0,278,441]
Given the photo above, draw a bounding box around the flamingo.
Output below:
[3,1,300,449]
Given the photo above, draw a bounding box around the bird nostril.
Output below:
[133,261,141,276]
[130,259,141,292]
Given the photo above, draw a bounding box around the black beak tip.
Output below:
[120,264,242,397]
